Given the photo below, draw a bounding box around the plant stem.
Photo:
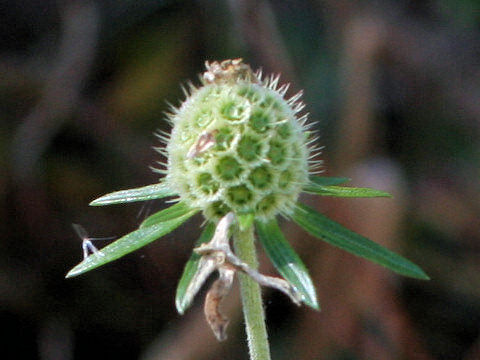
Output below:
[233,226,271,360]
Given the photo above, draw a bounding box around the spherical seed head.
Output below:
[163,59,314,222]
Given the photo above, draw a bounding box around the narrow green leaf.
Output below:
[256,219,319,310]
[175,222,216,314]
[308,176,351,186]
[303,182,392,198]
[238,212,255,231]
[66,208,196,278]
[140,201,192,228]
[90,183,177,206]
[292,203,430,280]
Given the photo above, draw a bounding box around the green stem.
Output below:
[233,226,271,360]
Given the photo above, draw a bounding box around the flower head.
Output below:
[162,59,313,222]
[67,59,429,341]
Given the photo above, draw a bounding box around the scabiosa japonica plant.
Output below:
[67,59,429,359]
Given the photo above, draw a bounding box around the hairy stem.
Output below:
[233,226,271,360]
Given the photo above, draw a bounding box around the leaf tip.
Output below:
[89,198,104,206]
[175,299,186,315]
[65,260,92,278]
[307,299,321,311]
[65,267,81,278]
[415,270,431,281]
[402,262,430,280]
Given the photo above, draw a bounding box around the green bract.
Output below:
[67,60,429,338]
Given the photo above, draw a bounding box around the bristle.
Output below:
[305,124,317,132]
[308,159,324,167]
[308,145,324,153]
[154,132,171,143]
[277,83,290,96]
[297,114,309,126]
[255,69,263,81]
[268,75,280,90]
[287,91,303,105]
[150,166,168,175]
[158,129,171,137]
[153,160,168,168]
[187,81,197,93]
[293,102,305,113]
[308,165,323,172]
[155,136,170,145]
[272,118,289,126]
[305,136,320,146]
[154,131,170,139]
[153,147,168,157]
[180,84,190,98]
[308,151,323,160]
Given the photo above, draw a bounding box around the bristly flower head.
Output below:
[159,59,317,222]
[67,59,429,342]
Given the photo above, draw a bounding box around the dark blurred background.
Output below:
[2,0,480,359]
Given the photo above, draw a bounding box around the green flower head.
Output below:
[162,59,314,222]
[67,59,429,341]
